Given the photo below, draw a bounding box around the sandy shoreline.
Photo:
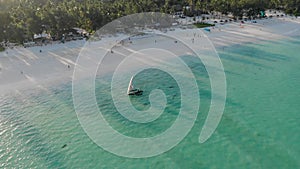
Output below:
[0,17,299,95]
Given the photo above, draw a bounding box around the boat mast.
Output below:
[127,76,134,94]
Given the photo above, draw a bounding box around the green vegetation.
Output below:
[0,0,299,44]
[0,46,4,52]
[194,22,215,28]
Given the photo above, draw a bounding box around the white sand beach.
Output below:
[0,17,299,95]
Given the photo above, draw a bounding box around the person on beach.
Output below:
[68,65,70,69]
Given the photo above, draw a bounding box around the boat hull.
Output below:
[128,89,143,96]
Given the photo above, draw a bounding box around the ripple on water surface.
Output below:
[0,38,300,168]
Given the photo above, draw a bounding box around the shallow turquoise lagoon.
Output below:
[0,38,299,168]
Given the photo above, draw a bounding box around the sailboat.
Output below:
[127,76,143,95]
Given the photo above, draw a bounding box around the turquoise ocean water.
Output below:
[0,37,299,168]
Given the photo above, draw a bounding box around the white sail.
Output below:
[127,76,134,94]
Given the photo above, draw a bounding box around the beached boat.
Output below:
[127,76,143,95]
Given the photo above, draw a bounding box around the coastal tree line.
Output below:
[0,0,299,45]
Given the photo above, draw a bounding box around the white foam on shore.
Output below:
[0,18,299,95]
